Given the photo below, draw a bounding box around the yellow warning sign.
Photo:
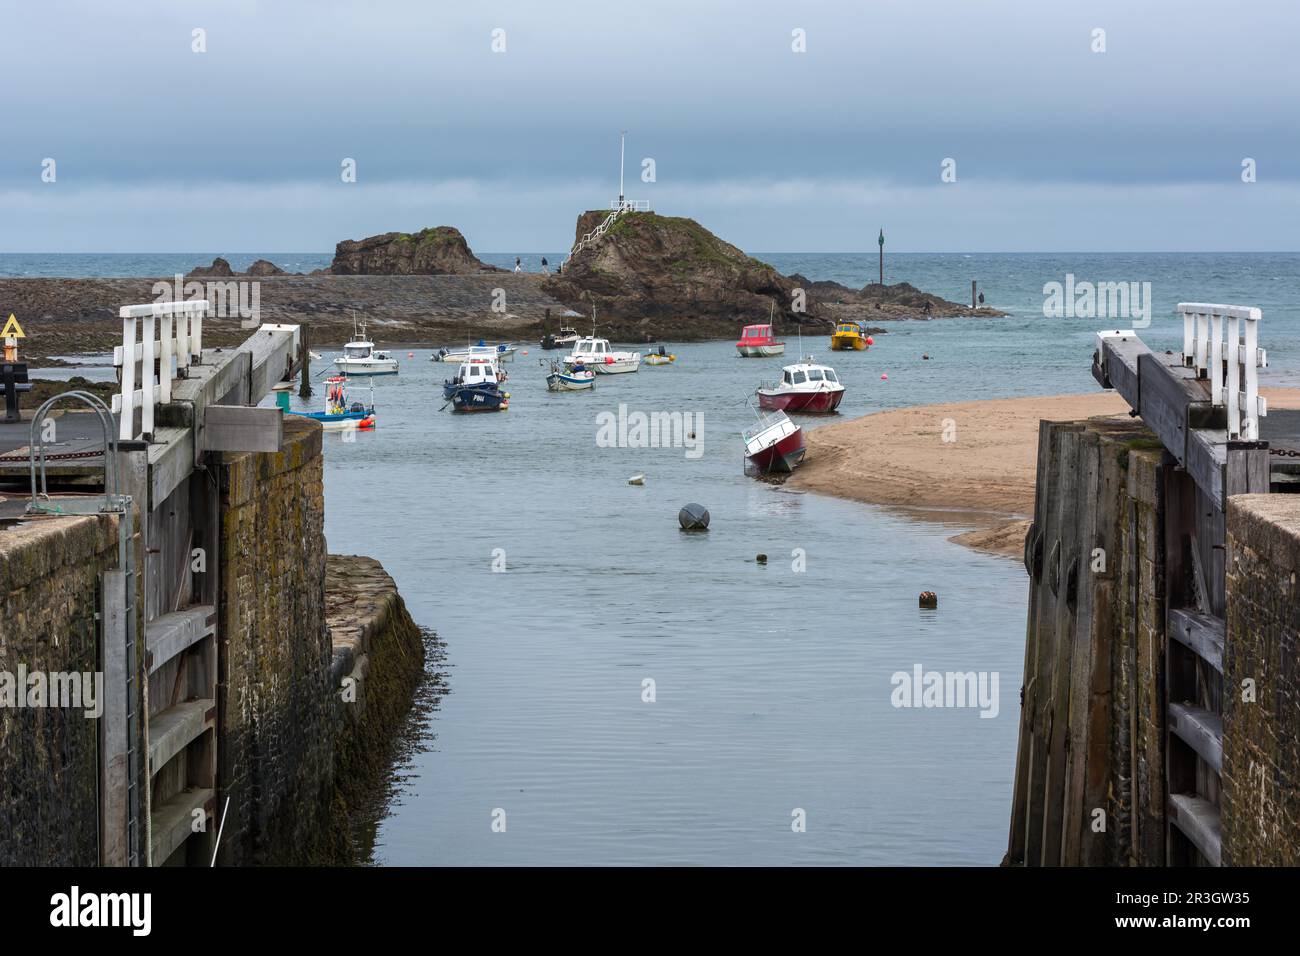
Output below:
[1,314,24,339]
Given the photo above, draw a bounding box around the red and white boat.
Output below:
[742,410,806,474]
[736,323,785,357]
[755,358,845,413]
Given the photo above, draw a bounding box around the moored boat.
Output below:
[443,357,510,412]
[435,341,516,363]
[643,345,676,366]
[540,327,581,350]
[736,323,785,357]
[544,358,595,391]
[742,410,805,474]
[334,318,398,375]
[755,358,845,413]
[565,336,640,374]
[287,375,377,430]
[830,321,871,351]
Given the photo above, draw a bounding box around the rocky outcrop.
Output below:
[330,226,498,276]
[246,259,286,276]
[189,256,235,277]
[790,274,1006,320]
[543,212,821,337]
[187,257,292,278]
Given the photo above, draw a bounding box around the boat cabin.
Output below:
[780,363,840,387]
[343,341,375,359]
[739,324,777,345]
[453,358,501,385]
[574,337,610,355]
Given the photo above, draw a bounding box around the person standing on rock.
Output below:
[541,256,549,274]
[515,257,522,273]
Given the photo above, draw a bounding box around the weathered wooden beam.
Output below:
[145,604,216,674]
[1168,793,1222,866]
[147,697,216,776]
[150,786,215,865]
[201,405,284,453]
[1168,607,1225,673]
[1168,702,1223,774]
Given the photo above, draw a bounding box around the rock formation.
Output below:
[188,257,235,277]
[246,259,286,276]
[329,226,498,275]
[789,274,1006,320]
[543,212,820,334]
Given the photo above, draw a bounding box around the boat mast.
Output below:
[618,130,626,207]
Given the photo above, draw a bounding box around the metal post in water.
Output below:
[878,229,884,286]
[299,324,312,398]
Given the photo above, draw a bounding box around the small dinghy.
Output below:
[643,345,676,366]
[544,358,595,391]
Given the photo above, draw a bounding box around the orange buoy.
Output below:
[866,336,874,346]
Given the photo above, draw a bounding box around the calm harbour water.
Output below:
[16,251,1300,864]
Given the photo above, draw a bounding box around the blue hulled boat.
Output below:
[443,357,510,412]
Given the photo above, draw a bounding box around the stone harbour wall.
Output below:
[1221,494,1300,865]
[215,416,338,865]
[0,512,140,866]
[214,416,426,865]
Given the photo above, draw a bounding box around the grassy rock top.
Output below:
[543,211,817,334]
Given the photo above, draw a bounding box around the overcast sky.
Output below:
[2,0,1297,252]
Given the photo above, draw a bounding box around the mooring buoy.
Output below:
[678,503,710,530]
[756,553,768,564]
[919,591,938,609]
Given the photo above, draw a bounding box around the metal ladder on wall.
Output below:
[25,391,140,866]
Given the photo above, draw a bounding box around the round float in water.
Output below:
[678,503,710,530]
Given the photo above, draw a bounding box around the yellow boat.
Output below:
[830,322,870,351]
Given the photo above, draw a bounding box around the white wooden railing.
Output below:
[565,199,652,264]
[1178,302,1267,441]
[113,300,208,441]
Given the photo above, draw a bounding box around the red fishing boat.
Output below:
[755,358,845,413]
[742,410,805,474]
[735,323,786,357]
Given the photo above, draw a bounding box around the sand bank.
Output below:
[789,389,1300,557]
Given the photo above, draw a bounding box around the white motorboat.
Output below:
[433,341,516,363]
[565,336,640,374]
[333,318,398,375]
[742,409,805,474]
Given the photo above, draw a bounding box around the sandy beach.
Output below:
[790,389,1300,557]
